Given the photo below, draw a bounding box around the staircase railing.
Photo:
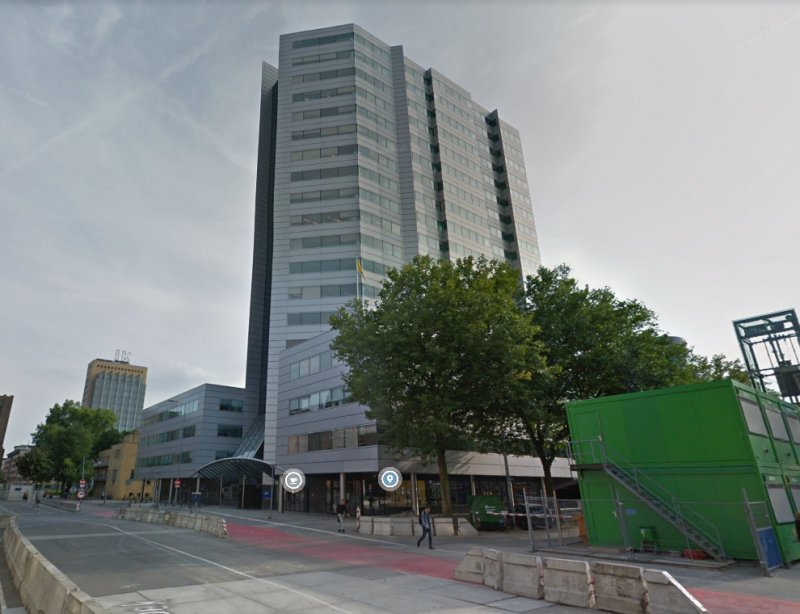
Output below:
[567,438,726,559]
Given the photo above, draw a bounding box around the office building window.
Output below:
[217,425,243,438]
[219,399,244,412]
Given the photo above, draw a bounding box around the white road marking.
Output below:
[101,523,354,613]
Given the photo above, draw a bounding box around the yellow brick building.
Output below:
[92,431,154,502]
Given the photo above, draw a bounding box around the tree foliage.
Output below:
[28,400,118,487]
[330,255,542,514]
[15,447,54,484]
[685,351,749,385]
[484,264,747,493]
[332,257,748,503]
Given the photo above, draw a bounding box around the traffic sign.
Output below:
[79,479,86,488]
[174,479,181,487]
[378,467,403,492]
[77,491,85,499]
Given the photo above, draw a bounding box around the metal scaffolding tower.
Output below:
[734,309,800,404]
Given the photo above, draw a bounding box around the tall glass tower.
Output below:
[244,24,541,467]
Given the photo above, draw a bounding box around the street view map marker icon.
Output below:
[378,467,402,492]
[281,468,306,493]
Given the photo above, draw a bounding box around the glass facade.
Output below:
[247,25,542,484]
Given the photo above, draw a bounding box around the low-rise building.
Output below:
[135,384,252,506]
[92,431,153,502]
[3,445,33,501]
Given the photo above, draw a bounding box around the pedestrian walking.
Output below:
[355,505,361,532]
[336,500,347,532]
[417,504,434,549]
[33,493,40,509]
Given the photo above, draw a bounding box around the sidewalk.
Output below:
[177,504,800,613]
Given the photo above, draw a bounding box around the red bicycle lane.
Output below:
[689,588,800,614]
[227,522,458,579]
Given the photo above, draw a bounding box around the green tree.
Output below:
[330,255,542,515]
[93,428,125,458]
[491,265,707,494]
[31,400,117,489]
[15,447,54,484]
[685,351,749,384]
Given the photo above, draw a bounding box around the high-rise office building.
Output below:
[0,395,13,461]
[82,357,148,431]
[244,24,542,495]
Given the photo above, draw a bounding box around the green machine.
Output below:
[566,380,800,563]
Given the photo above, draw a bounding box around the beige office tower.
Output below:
[82,358,148,431]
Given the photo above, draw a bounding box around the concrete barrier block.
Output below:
[372,518,393,535]
[591,561,646,614]
[63,588,98,614]
[542,557,595,609]
[81,598,112,614]
[5,526,26,581]
[457,518,478,536]
[2,518,113,614]
[483,548,504,590]
[358,517,373,534]
[23,553,74,614]
[433,517,455,536]
[392,518,414,536]
[502,552,543,600]
[454,547,485,584]
[644,569,707,614]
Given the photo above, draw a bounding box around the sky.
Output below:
[1,1,799,450]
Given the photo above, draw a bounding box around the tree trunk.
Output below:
[541,456,555,496]
[436,448,452,515]
[532,439,556,496]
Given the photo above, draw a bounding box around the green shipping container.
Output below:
[566,380,800,562]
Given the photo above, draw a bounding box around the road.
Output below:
[2,500,589,614]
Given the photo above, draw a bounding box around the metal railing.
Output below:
[567,437,726,559]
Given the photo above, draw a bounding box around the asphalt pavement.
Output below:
[3,499,800,613]
[0,500,587,614]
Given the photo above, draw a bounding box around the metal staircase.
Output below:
[568,438,728,561]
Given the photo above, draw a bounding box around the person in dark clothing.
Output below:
[336,500,347,532]
[417,505,434,549]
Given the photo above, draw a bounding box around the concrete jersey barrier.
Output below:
[454,546,485,584]
[1,514,110,614]
[502,552,544,600]
[643,569,707,614]
[590,561,646,614]
[542,557,596,609]
[452,548,708,614]
[115,507,228,538]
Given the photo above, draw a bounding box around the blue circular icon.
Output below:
[378,467,402,492]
